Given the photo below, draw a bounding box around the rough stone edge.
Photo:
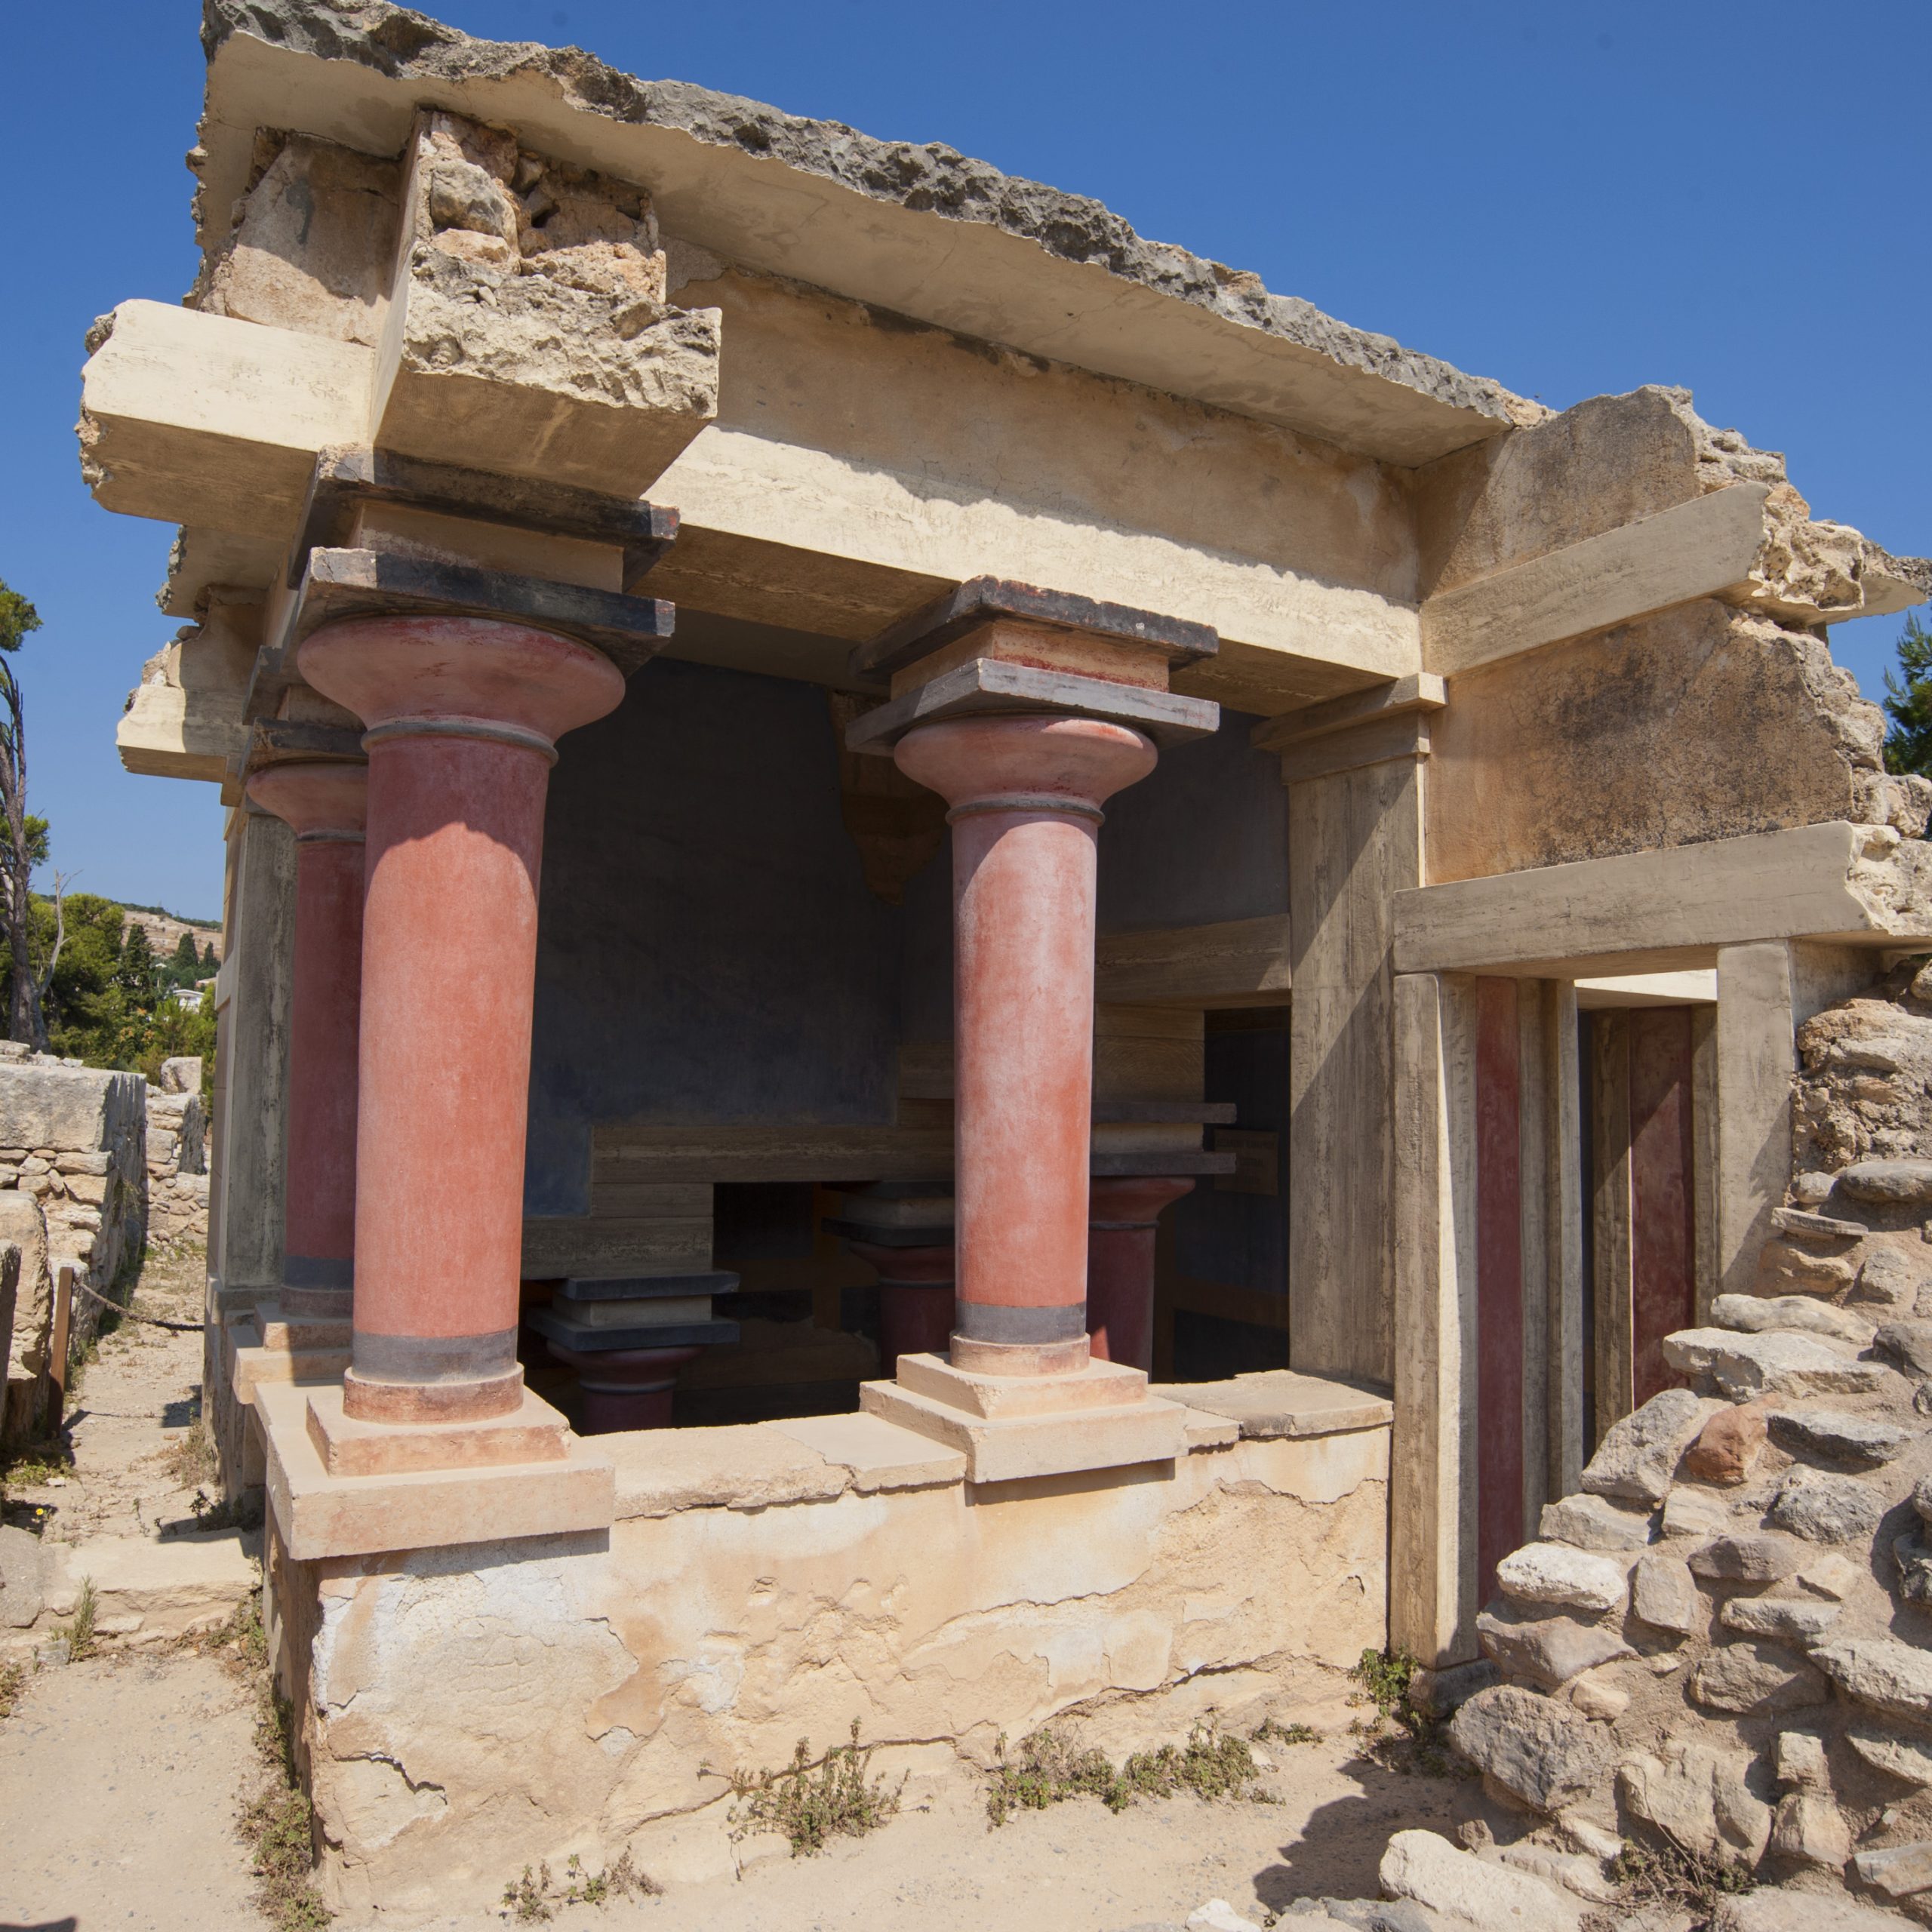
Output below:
[198,0,1541,436]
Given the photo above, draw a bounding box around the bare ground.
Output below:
[1,1251,1483,1932]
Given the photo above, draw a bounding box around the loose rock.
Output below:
[1665,1327,1891,1398]
[1850,1838,1932,1900]
[1838,1159,1932,1204]
[1720,1591,1841,1645]
[1857,1246,1924,1308]
[1874,1320,1932,1375]
[1378,1830,1575,1932]
[1631,1553,1706,1636]
[1683,1403,1768,1485]
[1847,1727,1932,1787]
[1662,1487,1734,1540]
[1688,1534,1806,1583]
[1769,1788,1851,1868]
[1689,1641,1827,1713]
[1477,1610,1633,1690]
[1758,1241,1859,1295]
[1617,1740,1772,1868]
[1812,1638,1932,1721]
[1767,1407,1909,1469]
[1447,1685,1608,1813]
[0,1524,48,1627]
[1537,1493,1656,1552]
[1712,1294,1876,1345]
[1494,1543,1628,1616]
[1566,1672,1629,1723]
[1891,1527,1932,1603]
[1725,1889,1925,1932]
[1767,1468,1887,1543]
[1580,1389,1716,1503]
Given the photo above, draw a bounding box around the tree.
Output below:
[115,922,156,1001]
[171,930,198,977]
[1884,613,1932,780]
[0,577,63,1048]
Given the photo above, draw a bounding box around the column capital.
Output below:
[894,713,1156,822]
[245,758,368,844]
[297,612,626,753]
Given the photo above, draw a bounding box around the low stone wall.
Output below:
[263,1385,1391,1916]
[0,1054,144,1440]
[145,1068,208,1251]
[1448,964,1932,1920]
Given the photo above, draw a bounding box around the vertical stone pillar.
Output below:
[1085,1176,1193,1372]
[894,715,1156,1374]
[1253,675,1444,1388]
[243,761,367,1335]
[298,614,625,1423]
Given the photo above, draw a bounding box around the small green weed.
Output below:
[59,1577,98,1660]
[1,1442,72,1487]
[731,1718,906,1855]
[0,1659,24,1719]
[500,1850,657,1921]
[1347,1646,1453,1776]
[1251,1718,1320,1747]
[984,1720,1275,1827]
[234,1592,330,1932]
[166,1415,218,1490]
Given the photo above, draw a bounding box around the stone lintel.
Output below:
[290,446,680,597]
[770,1411,969,1492]
[843,658,1219,756]
[555,1270,740,1302]
[853,577,1219,683]
[257,1381,614,1561]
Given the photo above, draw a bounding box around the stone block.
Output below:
[158,1057,202,1095]
[1710,1293,1875,1346]
[257,1382,614,1562]
[1494,1542,1629,1614]
[1770,1789,1851,1869]
[1689,1641,1827,1712]
[1852,1838,1932,1900]
[1719,1591,1841,1646]
[771,1411,971,1491]
[1538,1491,1656,1552]
[1152,1368,1394,1439]
[1580,1386,1717,1502]
[1617,1740,1773,1869]
[861,1371,1189,1483]
[52,1530,259,1635]
[1684,1402,1768,1485]
[1767,1468,1885,1543]
[1688,1534,1806,1583]
[604,1423,851,1518]
[304,1384,571,1477]
[1378,1831,1577,1932]
[1839,1160,1932,1204]
[1813,1638,1932,1721]
[1476,1608,1633,1690]
[1663,1327,1890,1398]
[1632,1552,1706,1635]
[1447,1685,1607,1812]
[1768,1407,1909,1469]
[0,1522,48,1627]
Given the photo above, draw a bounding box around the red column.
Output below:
[894,715,1156,1376]
[1085,1176,1193,1373]
[242,762,367,1324]
[298,614,626,1423]
[847,1239,956,1377]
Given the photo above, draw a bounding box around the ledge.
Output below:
[1152,1369,1394,1439]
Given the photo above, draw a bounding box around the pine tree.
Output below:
[171,930,198,975]
[115,922,156,1004]
[1884,613,1932,780]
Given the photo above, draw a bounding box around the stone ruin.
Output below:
[1444,965,1932,1921]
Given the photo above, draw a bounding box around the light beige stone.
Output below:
[51,1530,258,1637]
[604,1422,850,1518]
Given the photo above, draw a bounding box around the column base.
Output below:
[342,1363,525,1424]
[545,1341,700,1435]
[225,1312,350,1411]
[254,1297,353,1354]
[278,1283,352,1321]
[257,1383,614,1562]
[860,1351,1188,1481]
[949,1332,1091,1377]
[306,1383,571,1476]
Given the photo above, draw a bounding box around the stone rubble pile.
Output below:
[1426,964,1932,1924]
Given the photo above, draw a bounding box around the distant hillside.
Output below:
[118,905,222,965]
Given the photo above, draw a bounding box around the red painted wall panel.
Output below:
[1475,977,1525,1601]
[1629,1008,1697,1407]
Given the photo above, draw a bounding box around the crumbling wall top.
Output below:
[195,0,1539,466]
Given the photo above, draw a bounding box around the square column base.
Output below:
[226,1315,351,1409]
[860,1352,1188,1481]
[253,1297,352,1354]
[305,1384,572,1476]
[257,1382,614,1561]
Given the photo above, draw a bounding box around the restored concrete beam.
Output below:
[1094,915,1293,1008]
[1420,485,1771,675]
[1394,823,1932,979]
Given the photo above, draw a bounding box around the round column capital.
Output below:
[245,759,369,841]
[893,714,1155,819]
[297,613,626,752]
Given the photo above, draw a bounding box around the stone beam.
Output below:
[1393,822,1932,979]
[1094,915,1293,1008]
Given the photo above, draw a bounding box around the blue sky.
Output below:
[3,0,1926,918]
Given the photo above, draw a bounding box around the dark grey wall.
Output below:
[1097,709,1286,934]
[525,658,902,1214]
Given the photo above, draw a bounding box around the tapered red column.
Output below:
[242,761,368,1324]
[299,614,626,1423]
[1086,1177,1193,1372]
[894,715,1156,1375]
